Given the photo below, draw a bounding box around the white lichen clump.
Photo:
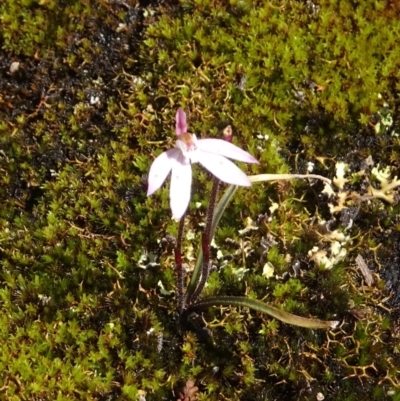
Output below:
[309,158,399,269]
[308,222,350,269]
[368,165,400,203]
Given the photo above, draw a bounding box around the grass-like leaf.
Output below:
[189,296,339,329]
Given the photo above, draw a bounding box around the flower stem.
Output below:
[174,216,185,313]
[189,178,220,304]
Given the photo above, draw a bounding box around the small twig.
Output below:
[104,260,125,279]
[355,254,375,286]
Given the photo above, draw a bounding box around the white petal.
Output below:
[197,151,251,186]
[197,138,258,164]
[147,148,180,196]
[170,154,192,220]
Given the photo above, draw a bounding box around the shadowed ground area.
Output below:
[1,0,400,400]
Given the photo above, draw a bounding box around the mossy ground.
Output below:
[1,0,400,400]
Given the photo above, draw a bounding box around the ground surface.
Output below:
[1,0,400,400]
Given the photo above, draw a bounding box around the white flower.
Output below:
[147,108,258,219]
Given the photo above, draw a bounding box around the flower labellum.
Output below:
[147,108,258,220]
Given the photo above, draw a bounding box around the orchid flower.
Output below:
[147,108,258,220]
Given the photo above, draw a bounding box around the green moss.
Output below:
[272,278,303,299]
[1,0,400,399]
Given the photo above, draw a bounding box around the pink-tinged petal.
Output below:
[147,148,180,196]
[170,154,192,220]
[196,151,252,187]
[175,107,188,136]
[197,138,258,164]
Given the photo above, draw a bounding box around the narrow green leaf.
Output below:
[189,296,339,329]
[210,184,238,239]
